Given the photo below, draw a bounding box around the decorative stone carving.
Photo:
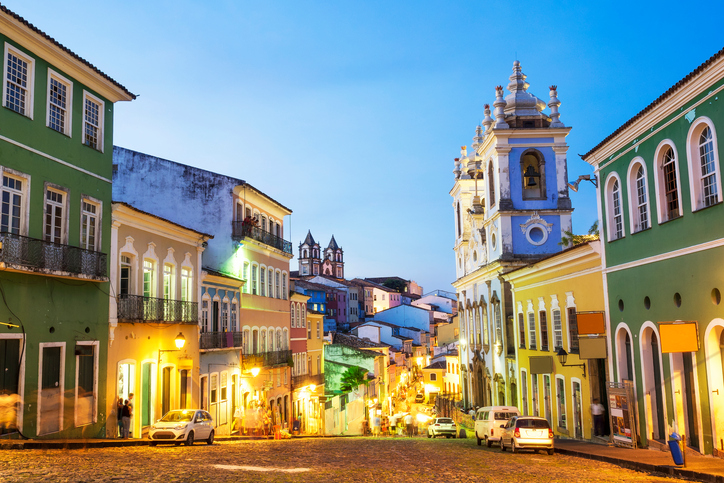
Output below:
[482,104,494,133]
[548,85,564,128]
[493,86,509,129]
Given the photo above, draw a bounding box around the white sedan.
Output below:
[427,417,457,438]
[149,409,215,446]
[500,416,554,454]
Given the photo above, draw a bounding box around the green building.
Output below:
[583,47,724,455]
[0,6,134,438]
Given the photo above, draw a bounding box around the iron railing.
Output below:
[117,294,198,324]
[245,349,292,368]
[0,232,107,279]
[231,222,292,254]
[199,331,243,350]
[292,372,324,389]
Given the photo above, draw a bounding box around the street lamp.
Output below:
[556,348,586,377]
[159,332,186,362]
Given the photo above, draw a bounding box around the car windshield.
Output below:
[160,410,194,422]
[517,419,550,429]
[494,412,517,420]
[436,418,453,424]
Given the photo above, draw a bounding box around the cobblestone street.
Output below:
[0,437,684,483]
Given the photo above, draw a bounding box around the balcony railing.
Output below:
[292,372,324,389]
[117,294,198,324]
[231,222,292,255]
[244,349,292,368]
[200,331,243,350]
[0,232,107,279]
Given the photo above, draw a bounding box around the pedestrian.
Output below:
[372,415,381,437]
[121,399,131,439]
[127,393,134,438]
[591,398,605,437]
[404,413,414,437]
[116,397,124,438]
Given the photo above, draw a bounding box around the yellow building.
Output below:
[107,202,211,438]
[290,301,325,435]
[502,240,606,440]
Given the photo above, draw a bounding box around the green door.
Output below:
[142,362,152,427]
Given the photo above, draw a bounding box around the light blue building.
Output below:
[450,61,573,409]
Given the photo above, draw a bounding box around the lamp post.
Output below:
[556,348,586,377]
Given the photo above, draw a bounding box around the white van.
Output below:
[474,406,520,447]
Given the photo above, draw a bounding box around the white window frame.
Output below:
[180,267,192,302]
[520,368,528,416]
[80,196,101,251]
[555,374,567,430]
[222,297,230,332]
[82,90,105,152]
[74,340,99,427]
[251,263,258,295]
[230,299,238,331]
[626,158,650,233]
[143,259,156,298]
[46,69,73,136]
[44,185,69,244]
[260,264,266,297]
[267,268,273,297]
[552,308,563,351]
[604,172,624,241]
[37,342,66,435]
[686,116,722,211]
[3,44,35,118]
[652,139,683,224]
[201,294,211,333]
[242,262,250,292]
[1,168,30,236]
[282,272,288,300]
[527,301,537,350]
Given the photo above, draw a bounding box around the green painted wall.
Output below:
[0,34,115,438]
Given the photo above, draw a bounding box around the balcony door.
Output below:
[43,189,65,271]
[212,301,220,332]
[162,366,171,417]
[141,362,155,428]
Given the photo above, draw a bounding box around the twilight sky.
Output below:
[7,1,723,292]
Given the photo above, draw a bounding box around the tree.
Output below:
[560,221,599,247]
[340,366,368,393]
[382,279,407,293]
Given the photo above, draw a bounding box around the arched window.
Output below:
[488,161,496,207]
[291,303,296,327]
[627,160,649,233]
[687,119,721,211]
[521,150,546,199]
[261,215,267,232]
[654,141,681,223]
[605,173,624,241]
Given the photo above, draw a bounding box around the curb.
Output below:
[555,447,724,483]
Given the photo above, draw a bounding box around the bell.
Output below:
[527,177,537,187]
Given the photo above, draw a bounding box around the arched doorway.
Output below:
[475,365,484,407]
[615,325,634,382]
[671,352,700,451]
[641,325,666,441]
[705,321,724,454]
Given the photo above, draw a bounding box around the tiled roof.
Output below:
[423,361,445,370]
[203,267,244,282]
[583,46,724,159]
[112,201,214,238]
[1,4,135,99]
[331,332,389,349]
[392,334,412,341]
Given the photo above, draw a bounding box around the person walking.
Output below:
[116,397,124,438]
[121,400,131,439]
[404,413,414,437]
[591,398,605,437]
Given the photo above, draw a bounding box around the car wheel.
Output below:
[150,442,157,447]
[427,431,432,439]
[511,442,517,454]
[453,434,457,439]
[500,440,506,452]
[185,431,194,446]
[446,435,451,439]
[476,432,481,446]
[548,448,555,456]
[207,430,214,445]
[486,437,492,448]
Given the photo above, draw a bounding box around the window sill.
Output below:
[692,200,723,213]
[3,104,32,120]
[658,214,683,226]
[607,235,625,244]
[47,125,72,138]
[631,226,651,236]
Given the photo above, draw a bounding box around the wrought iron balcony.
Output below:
[0,232,107,280]
[244,349,292,368]
[292,372,324,389]
[200,331,243,350]
[231,222,292,255]
[117,294,198,324]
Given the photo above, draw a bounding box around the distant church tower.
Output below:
[298,230,321,276]
[322,236,344,278]
[451,61,573,409]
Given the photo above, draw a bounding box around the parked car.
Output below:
[149,409,215,446]
[415,393,424,403]
[499,416,554,455]
[474,406,520,447]
[427,417,457,438]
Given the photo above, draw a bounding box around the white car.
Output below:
[149,409,215,446]
[427,417,457,438]
[500,416,554,455]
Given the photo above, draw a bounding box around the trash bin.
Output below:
[668,432,684,466]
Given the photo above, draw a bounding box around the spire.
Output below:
[503,60,546,117]
[303,230,315,246]
[548,85,564,128]
[482,104,494,132]
[453,157,461,179]
[327,235,340,250]
[493,86,509,129]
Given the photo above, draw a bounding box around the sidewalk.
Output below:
[555,440,724,483]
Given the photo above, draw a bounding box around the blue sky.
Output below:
[7,1,723,292]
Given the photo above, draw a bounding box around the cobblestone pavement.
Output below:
[0,437,685,483]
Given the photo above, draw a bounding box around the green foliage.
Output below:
[340,366,368,393]
[381,279,406,293]
[560,221,599,247]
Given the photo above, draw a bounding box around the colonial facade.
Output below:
[0,6,134,438]
[583,48,724,454]
[452,61,573,410]
[107,203,208,438]
[112,147,294,433]
[298,231,344,279]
